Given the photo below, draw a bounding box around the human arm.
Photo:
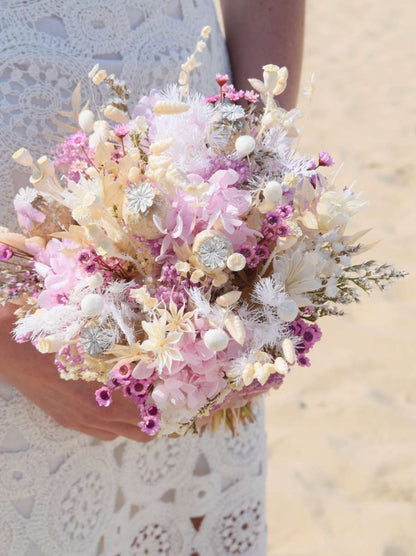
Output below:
[220,0,305,109]
[0,304,153,442]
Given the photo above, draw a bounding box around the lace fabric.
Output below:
[0,1,268,555]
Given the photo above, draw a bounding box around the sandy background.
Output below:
[261,1,416,554]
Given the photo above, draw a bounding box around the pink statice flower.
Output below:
[319,151,334,167]
[0,244,13,261]
[52,131,93,181]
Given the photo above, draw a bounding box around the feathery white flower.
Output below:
[141,315,183,373]
[273,248,322,306]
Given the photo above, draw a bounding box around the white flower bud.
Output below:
[263,181,282,204]
[37,156,55,177]
[255,362,275,385]
[262,64,279,92]
[81,293,105,317]
[200,26,211,39]
[235,135,256,157]
[12,148,34,168]
[242,363,255,386]
[78,109,95,133]
[95,238,117,256]
[85,273,104,289]
[37,336,64,353]
[227,253,246,272]
[282,338,296,365]
[103,105,129,124]
[127,166,142,183]
[92,69,107,85]
[203,329,229,352]
[277,299,299,322]
[274,357,289,375]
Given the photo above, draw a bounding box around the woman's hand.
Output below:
[0,304,153,442]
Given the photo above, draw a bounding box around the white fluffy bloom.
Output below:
[317,187,368,233]
[273,248,322,306]
[252,276,285,307]
[153,85,214,174]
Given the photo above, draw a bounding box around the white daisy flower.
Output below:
[126,182,155,214]
[15,187,38,204]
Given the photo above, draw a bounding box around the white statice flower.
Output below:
[316,187,368,233]
[15,187,38,204]
[126,182,155,214]
[325,275,340,298]
[273,248,322,306]
[141,315,183,373]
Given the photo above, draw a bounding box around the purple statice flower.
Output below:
[204,94,221,105]
[255,244,270,261]
[237,243,259,269]
[159,263,180,288]
[224,84,245,102]
[277,205,293,219]
[318,151,334,167]
[297,354,311,367]
[261,208,292,242]
[112,363,132,383]
[204,156,250,184]
[155,285,188,308]
[139,403,161,436]
[0,244,13,261]
[95,386,113,407]
[113,123,130,138]
[244,90,260,104]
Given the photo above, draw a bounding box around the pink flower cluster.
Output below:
[52,131,93,181]
[290,319,323,367]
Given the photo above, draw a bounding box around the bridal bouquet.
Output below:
[0,28,405,436]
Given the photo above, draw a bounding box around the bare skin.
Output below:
[0,304,152,442]
[221,0,305,109]
[0,2,305,444]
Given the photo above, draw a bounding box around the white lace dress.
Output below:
[0,2,268,555]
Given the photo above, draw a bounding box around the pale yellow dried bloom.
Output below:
[104,105,129,124]
[196,41,206,52]
[12,147,35,168]
[226,253,246,272]
[150,137,175,155]
[153,100,190,115]
[284,172,299,187]
[225,312,246,345]
[216,290,242,308]
[282,338,296,364]
[92,69,107,85]
[200,26,211,39]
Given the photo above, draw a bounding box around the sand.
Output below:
[264,1,416,554]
